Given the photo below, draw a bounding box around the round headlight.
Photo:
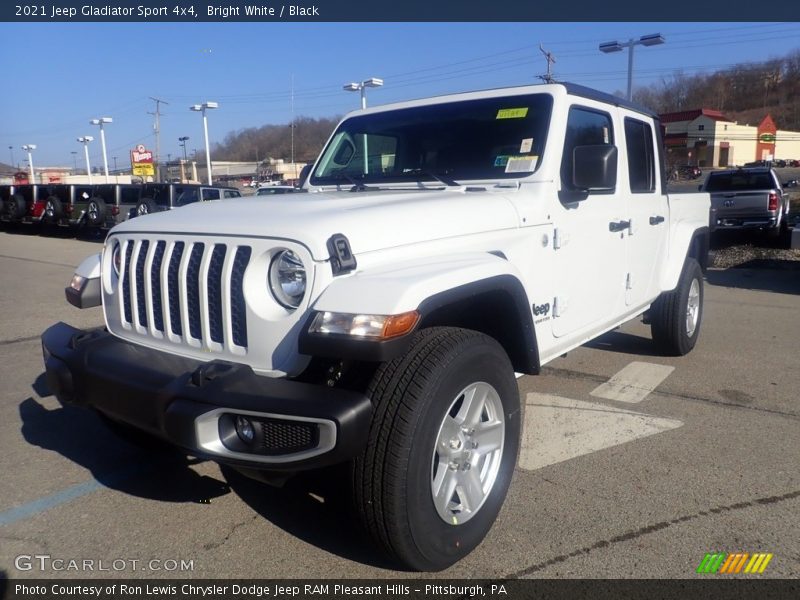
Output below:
[112,242,121,277]
[268,250,306,309]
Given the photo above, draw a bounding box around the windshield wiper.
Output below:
[330,173,378,192]
[404,169,461,187]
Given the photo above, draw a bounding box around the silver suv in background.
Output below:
[133,183,242,218]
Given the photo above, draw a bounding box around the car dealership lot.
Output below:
[0,230,798,579]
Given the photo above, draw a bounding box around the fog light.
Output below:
[235,416,255,444]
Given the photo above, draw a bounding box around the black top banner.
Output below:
[2,0,798,22]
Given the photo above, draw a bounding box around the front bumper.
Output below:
[41,322,372,471]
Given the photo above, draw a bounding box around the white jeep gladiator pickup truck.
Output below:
[42,83,710,571]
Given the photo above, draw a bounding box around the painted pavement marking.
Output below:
[590,361,675,404]
[519,392,683,471]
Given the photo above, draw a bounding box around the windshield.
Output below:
[310,93,553,186]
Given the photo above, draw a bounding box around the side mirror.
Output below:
[573,145,617,191]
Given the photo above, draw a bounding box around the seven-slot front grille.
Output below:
[118,238,251,351]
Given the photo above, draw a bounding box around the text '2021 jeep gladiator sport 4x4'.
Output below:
[42,83,710,571]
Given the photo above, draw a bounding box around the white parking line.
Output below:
[519,393,683,471]
[590,361,675,404]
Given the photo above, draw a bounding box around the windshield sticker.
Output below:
[494,155,510,167]
[496,108,529,120]
[520,138,533,153]
[505,156,538,173]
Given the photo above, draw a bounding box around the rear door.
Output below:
[621,115,669,308]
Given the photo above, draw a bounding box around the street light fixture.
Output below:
[599,33,665,101]
[21,144,36,184]
[77,136,94,184]
[178,136,189,161]
[190,102,218,185]
[343,77,383,109]
[90,117,113,182]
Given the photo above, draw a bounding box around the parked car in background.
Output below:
[69,183,143,229]
[677,165,702,179]
[255,185,298,196]
[132,183,241,217]
[702,167,790,238]
[2,184,73,226]
[0,184,13,220]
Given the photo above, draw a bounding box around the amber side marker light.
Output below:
[382,311,420,339]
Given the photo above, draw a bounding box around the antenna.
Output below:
[537,44,557,84]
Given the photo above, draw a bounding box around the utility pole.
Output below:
[148,96,169,181]
[537,44,557,84]
[291,73,296,180]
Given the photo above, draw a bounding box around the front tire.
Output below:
[353,327,520,571]
[650,258,704,356]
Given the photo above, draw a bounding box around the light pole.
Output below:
[190,101,218,185]
[71,151,78,173]
[8,146,14,168]
[178,136,189,161]
[90,117,113,182]
[343,77,383,109]
[112,156,118,172]
[599,33,665,101]
[77,136,94,184]
[21,144,36,184]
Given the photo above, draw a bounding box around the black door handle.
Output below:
[608,220,631,232]
[649,215,665,225]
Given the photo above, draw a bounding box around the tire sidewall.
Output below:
[677,260,703,353]
[401,338,520,570]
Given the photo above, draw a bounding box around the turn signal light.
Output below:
[310,310,420,340]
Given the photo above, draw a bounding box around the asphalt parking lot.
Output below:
[0,228,798,580]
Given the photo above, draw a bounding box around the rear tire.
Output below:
[85,197,107,227]
[650,258,703,356]
[135,198,157,217]
[8,193,26,219]
[352,327,520,571]
[43,196,64,223]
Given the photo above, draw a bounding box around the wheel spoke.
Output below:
[436,415,460,454]
[456,383,488,429]
[471,421,503,456]
[432,467,458,517]
[457,467,485,513]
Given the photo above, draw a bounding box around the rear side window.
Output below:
[202,188,220,201]
[120,187,140,204]
[624,118,656,193]
[561,106,614,191]
[174,187,199,206]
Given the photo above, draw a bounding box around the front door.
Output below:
[551,105,627,338]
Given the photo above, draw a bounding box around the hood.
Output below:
[112,189,520,260]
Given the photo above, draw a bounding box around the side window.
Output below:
[624,118,656,193]
[120,188,140,204]
[175,187,199,206]
[561,106,614,192]
[223,190,240,198]
[202,188,221,201]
